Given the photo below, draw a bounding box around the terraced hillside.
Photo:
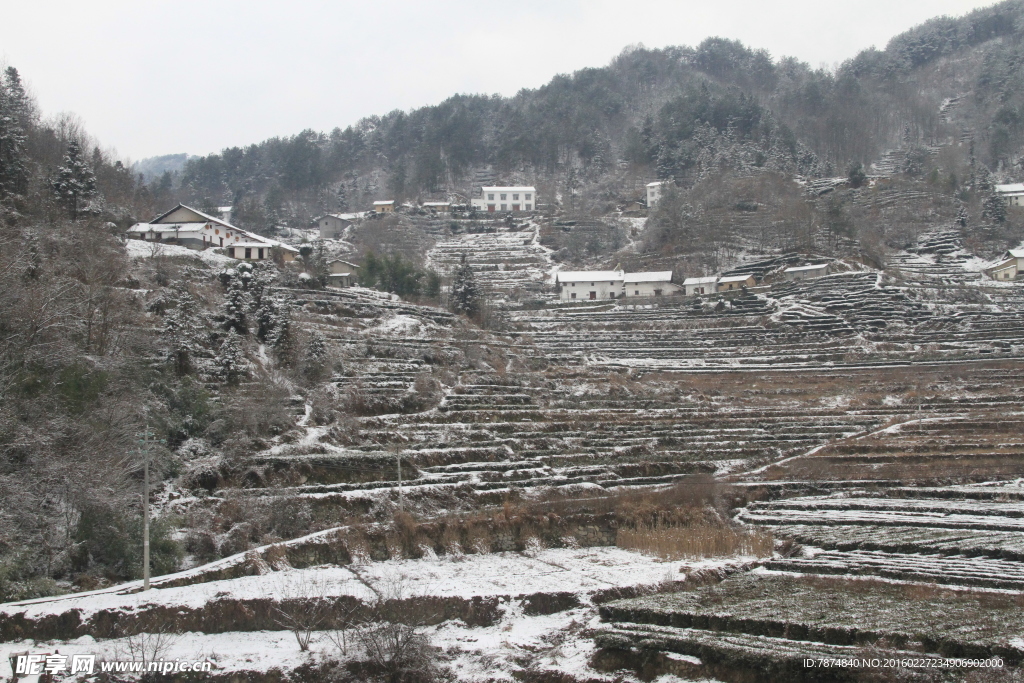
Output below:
[426,220,553,299]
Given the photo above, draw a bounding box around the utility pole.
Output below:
[396,450,404,511]
[140,427,151,590]
[138,425,164,591]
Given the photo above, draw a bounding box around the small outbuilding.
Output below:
[683,276,718,296]
[373,200,395,214]
[326,259,360,287]
[422,202,451,213]
[317,213,359,239]
[717,274,756,292]
[784,263,831,281]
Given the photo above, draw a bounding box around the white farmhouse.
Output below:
[624,272,679,297]
[683,276,718,296]
[646,181,665,208]
[784,263,831,281]
[556,270,623,301]
[126,204,298,262]
[471,186,536,213]
[995,184,1024,207]
[555,270,678,301]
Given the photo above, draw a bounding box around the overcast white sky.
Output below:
[0,0,1002,161]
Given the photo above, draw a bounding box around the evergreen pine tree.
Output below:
[162,284,204,376]
[336,183,348,212]
[50,140,97,219]
[217,328,247,385]
[223,277,250,334]
[450,253,480,319]
[303,330,329,381]
[0,68,29,198]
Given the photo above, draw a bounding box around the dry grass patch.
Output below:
[617,522,773,560]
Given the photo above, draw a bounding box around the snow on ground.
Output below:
[0,547,715,622]
[0,549,747,681]
[369,314,423,335]
[124,239,235,266]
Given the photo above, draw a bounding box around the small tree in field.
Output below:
[449,253,480,319]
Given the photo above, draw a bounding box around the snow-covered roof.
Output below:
[321,213,356,222]
[422,202,451,207]
[556,270,623,283]
[217,206,232,213]
[481,186,536,193]
[995,183,1024,194]
[623,271,673,283]
[127,222,208,234]
[718,274,755,283]
[229,241,299,252]
[784,263,830,273]
[1007,248,1024,258]
[373,200,395,206]
[683,276,718,285]
[646,181,665,188]
[328,259,360,268]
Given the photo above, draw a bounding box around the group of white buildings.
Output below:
[127,205,299,262]
[556,263,834,301]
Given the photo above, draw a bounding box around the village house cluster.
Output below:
[126,205,299,262]
[557,262,836,301]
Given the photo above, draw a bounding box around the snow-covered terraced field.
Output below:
[426,223,552,296]
[594,571,1024,680]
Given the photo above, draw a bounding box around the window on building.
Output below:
[501,204,507,210]
[500,194,507,200]
[245,248,252,259]
[513,194,519,200]
[488,194,494,200]
[525,193,531,200]
[571,293,576,299]
[635,290,639,295]
[525,204,532,210]
[258,248,264,259]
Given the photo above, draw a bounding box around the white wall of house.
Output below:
[646,181,664,208]
[560,278,622,301]
[471,186,536,213]
[683,278,717,296]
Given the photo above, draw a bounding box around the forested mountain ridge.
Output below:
[172,0,1024,232]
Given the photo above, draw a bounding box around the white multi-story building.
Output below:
[471,186,536,213]
[646,181,665,208]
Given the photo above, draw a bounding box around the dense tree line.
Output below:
[169,1,1024,228]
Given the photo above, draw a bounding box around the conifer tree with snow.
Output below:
[223,277,250,334]
[303,330,329,381]
[0,67,31,198]
[217,328,247,385]
[162,284,205,376]
[50,140,97,219]
[450,252,480,319]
